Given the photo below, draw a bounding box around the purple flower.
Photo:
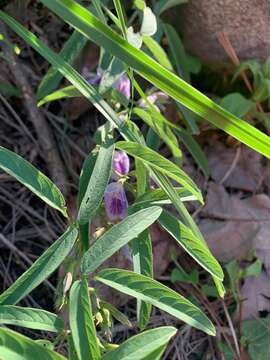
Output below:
[88,68,103,85]
[112,151,130,178]
[114,74,131,99]
[104,182,128,222]
[138,91,168,112]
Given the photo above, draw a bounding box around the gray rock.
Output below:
[175,0,270,68]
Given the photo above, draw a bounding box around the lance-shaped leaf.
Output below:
[0,305,63,332]
[38,0,270,159]
[0,146,67,217]
[0,226,78,305]
[159,210,223,280]
[69,280,100,360]
[96,268,216,335]
[132,230,153,330]
[116,141,202,202]
[81,206,162,274]
[38,85,81,107]
[102,326,176,360]
[135,188,195,207]
[0,328,67,360]
[78,140,114,225]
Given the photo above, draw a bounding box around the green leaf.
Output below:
[38,85,81,107]
[116,141,202,202]
[154,0,188,15]
[81,206,162,274]
[133,107,182,161]
[78,149,99,207]
[142,35,172,70]
[0,83,20,97]
[141,345,166,360]
[0,146,67,217]
[0,305,63,332]
[96,268,216,335]
[132,230,153,330]
[242,318,270,360]
[37,30,88,100]
[163,23,190,82]
[100,300,132,327]
[242,259,262,278]
[133,160,152,330]
[77,148,98,248]
[0,226,78,305]
[171,267,199,285]
[159,210,224,280]
[77,139,114,225]
[69,279,100,360]
[4,3,270,158]
[135,187,196,207]
[102,327,176,360]
[0,328,67,360]
[220,93,255,118]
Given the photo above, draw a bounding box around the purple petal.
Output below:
[104,182,128,222]
[138,91,168,111]
[114,74,131,99]
[83,67,103,85]
[112,151,130,177]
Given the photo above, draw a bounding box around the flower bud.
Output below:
[114,74,131,99]
[112,151,130,177]
[104,182,128,222]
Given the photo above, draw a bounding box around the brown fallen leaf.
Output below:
[206,141,263,191]
[240,271,270,319]
[200,182,270,265]
[200,183,270,319]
